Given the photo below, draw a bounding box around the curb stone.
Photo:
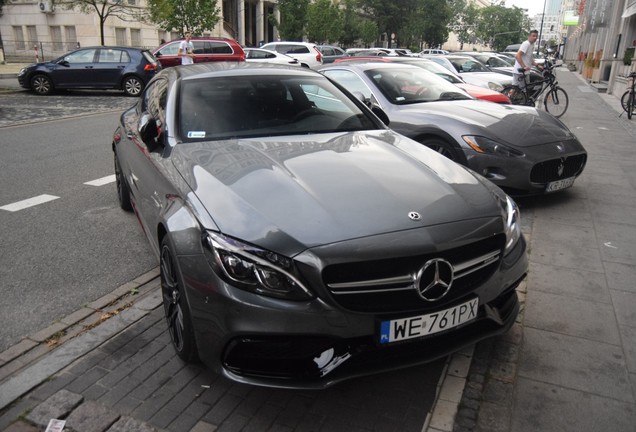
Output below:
[0,268,161,413]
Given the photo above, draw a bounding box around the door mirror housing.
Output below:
[139,112,162,151]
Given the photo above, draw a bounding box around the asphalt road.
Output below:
[0,96,157,352]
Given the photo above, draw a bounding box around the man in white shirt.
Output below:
[178,32,195,65]
[513,30,538,88]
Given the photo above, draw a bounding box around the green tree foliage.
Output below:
[146,0,220,37]
[306,0,343,44]
[475,1,527,51]
[340,0,361,47]
[358,0,411,45]
[65,0,146,45]
[416,0,452,49]
[449,0,479,50]
[271,0,310,41]
[358,19,379,46]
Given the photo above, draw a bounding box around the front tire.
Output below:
[544,87,569,118]
[420,138,461,162]
[114,152,133,211]
[31,74,53,95]
[160,237,198,363]
[123,76,144,97]
[501,85,527,105]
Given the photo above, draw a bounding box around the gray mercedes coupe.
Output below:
[320,62,587,196]
[112,63,528,389]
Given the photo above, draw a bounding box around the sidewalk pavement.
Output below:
[0,63,29,79]
[426,68,636,432]
[0,66,635,432]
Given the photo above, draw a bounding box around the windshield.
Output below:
[178,75,380,142]
[448,57,490,73]
[364,67,471,104]
[410,61,463,84]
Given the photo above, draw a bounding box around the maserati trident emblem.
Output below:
[408,211,421,221]
[557,159,565,177]
[415,258,454,301]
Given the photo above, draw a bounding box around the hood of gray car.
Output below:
[395,100,576,148]
[171,130,503,256]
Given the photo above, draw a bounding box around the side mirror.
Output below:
[155,51,162,58]
[371,106,390,126]
[139,112,162,151]
[58,60,70,67]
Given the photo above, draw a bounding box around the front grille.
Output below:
[323,235,505,313]
[530,154,587,184]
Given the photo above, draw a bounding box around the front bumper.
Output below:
[179,234,527,389]
[464,140,587,196]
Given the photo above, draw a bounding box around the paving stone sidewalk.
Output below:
[439,69,636,432]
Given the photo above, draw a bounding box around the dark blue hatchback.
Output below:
[17,46,161,96]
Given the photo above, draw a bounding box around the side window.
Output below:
[334,48,345,56]
[192,41,206,54]
[64,49,97,63]
[158,42,179,56]
[322,47,334,56]
[98,49,130,63]
[143,79,168,127]
[288,45,310,54]
[322,70,372,99]
[209,41,233,54]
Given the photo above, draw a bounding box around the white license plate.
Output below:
[546,176,575,192]
[379,298,478,344]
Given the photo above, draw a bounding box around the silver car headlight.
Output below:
[488,81,504,92]
[18,68,27,77]
[462,135,525,158]
[203,231,313,301]
[503,195,521,254]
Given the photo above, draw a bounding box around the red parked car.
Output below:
[153,37,245,68]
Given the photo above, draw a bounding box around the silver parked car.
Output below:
[112,62,527,389]
[320,62,587,196]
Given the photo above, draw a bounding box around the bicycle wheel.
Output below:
[621,91,630,112]
[544,87,569,118]
[501,85,527,105]
[622,91,635,119]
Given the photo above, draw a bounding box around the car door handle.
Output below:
[85,66,94,69]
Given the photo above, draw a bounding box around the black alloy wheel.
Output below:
[114,153,133,211]
[421,138,460,161]
[123,76,144,97]
[31,74,53,95]
[160,237,198,362]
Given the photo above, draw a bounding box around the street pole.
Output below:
[537,0,547,54]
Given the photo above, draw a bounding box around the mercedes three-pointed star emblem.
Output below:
[415,258,454,301]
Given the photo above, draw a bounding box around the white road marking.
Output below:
[0,194,60,212]
[84,175,116,186]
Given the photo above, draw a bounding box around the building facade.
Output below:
[0,0,278,62]
[563,0,636,96]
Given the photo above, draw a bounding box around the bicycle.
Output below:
[620,72,636,120]
[501,58,569,118]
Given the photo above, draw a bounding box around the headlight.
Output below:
[488,82,504,92]
[462,135,525,158]
[503,195,521,254]
[18,68,27,77]
[203,232,313,301]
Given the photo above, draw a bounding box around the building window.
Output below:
[115,28,128,46]
[158,30,169,45]
[127,0,136,4]
[13,26,25,50]
[26,26,37,50]
[65,26,77,50]
[131,29,141,47]
[50,26,63,51]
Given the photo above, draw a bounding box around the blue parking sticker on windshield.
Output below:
[187,131,206,138]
